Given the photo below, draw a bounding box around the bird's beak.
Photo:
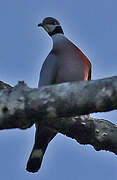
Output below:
[38,23,43,27]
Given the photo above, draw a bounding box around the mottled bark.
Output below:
[0,77,117,154]
[43,116,117,155]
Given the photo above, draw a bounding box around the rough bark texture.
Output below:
[43,116,117,154]
[0,76,117,155]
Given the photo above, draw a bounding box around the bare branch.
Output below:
[0,76,117,128]
[0,77,117,154]
[42,116,117,155]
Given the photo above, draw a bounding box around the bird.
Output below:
[26,17,92,173]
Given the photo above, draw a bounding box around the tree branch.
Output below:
[43,116,117,155]
[0,76,117,155]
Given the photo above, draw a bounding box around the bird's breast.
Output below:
[55,53,90,84]
[52,35,91,84]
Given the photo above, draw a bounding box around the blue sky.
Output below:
[0,0,117,179]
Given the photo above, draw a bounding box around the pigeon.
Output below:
[26,17,92,173]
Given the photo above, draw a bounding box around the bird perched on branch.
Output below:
[26,17,92,173]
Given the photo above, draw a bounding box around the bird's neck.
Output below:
[52,34,70,51]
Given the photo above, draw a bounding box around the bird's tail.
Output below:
[26,125,57,173]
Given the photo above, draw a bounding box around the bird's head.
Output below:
[38,17,64,36]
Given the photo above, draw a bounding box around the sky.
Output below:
[0,0,117,179]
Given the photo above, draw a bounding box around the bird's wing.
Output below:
[38,52,58,87]
[26,52,58,173]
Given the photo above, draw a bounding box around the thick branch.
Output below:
[0,76,117,128]
[42,116,117,155]
[0,77,117,155]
